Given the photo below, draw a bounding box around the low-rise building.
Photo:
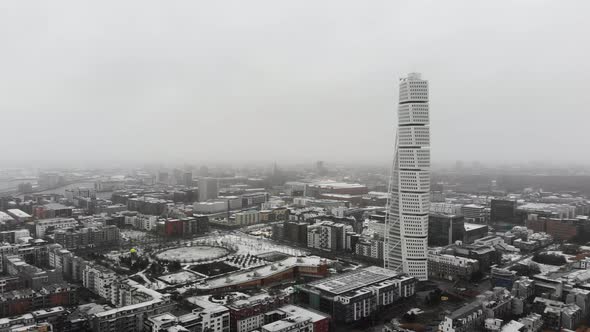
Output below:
[197,256,328,293]
[89,281,174,332]
[532,297,582,330]
[54,225,120,250]
[518,313,543,332]
[439,287,514,332]
[428,248,479,281]
[33,218,79,238]
[354,238,384,261]
[259,305,329,332]
[295,266,416,323]
[226,291,292,332]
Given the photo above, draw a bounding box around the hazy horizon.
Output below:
[1,1,589,167]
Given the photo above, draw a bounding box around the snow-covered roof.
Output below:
[197,256,325,290]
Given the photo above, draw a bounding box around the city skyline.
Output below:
[1,2,590,332]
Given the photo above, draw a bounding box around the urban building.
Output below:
[259,305,330,332]
[6,209,32,223]
[127,197,169,215]
[305,182,368,198]
[199,177,219,202]
[284,222,308,245]
[0,284,78,318]
[461,204,486,224]
[526,218,582,241]
[296,266,416,323]
[463,223,489,244]
[196,256,328,293]
[355,238,384,261]
[226,291,292,332]
[54,225,120,250]
[531,297,582,330]
[236,193,264,209]
[518,313,543,332]
[32,218,79,238]
[306,221,346,252]
[449,244,500,272]
[428,213,465,246]
[33,203,73,219]
[427,248,479,281]
[234,210,261,226]
[438,288,514,332]
[491,199,518,223]
[385,73,430,281]
[89,281,174,332]
[82,265,118,301]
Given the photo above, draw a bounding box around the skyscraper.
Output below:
[198,177,218,202]
[385,73,430,280]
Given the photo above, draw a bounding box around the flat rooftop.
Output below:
[43,203,71,210]
[7,209,31,218]
[309,181,367,189]
[0,211,13,222]
[278,305,329,323]
[464,223,487,231]
[148,312,177,324]
[306,266,398,295]
[197,256,325,290]
[263,316,310,332]
[463,204,484,209]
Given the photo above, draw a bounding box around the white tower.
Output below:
[385,73,430,280]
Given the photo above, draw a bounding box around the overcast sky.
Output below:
[0,1,588,167]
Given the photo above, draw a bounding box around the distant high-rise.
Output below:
[198,177,218,202]
[385,73,430,281]
[183,171,193,186]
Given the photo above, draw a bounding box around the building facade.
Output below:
[386,73,430,280]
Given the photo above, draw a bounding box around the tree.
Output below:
[169,261,182,272]
[403,312,417,323]
[533,253,566,266]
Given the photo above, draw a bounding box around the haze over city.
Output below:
[2,2,590,332]
[1,0,589,167]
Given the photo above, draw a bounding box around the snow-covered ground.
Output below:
[158,271,203,285]
[155,246,230,262]
[121,229,153,241]
[192,233,308,257]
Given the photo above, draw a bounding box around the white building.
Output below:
[518,313,543,332]
[6,209,32,223]
[462,204,486,223]
[34,218,78,238]
[386,73,430,280]
[234,210,260,226]
[82,264,118,301]
[194,201,227,214]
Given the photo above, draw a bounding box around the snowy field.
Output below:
[155,246,230,262]
[158,271,203,285]
[191,232,308,257]
[121,229,153,241]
